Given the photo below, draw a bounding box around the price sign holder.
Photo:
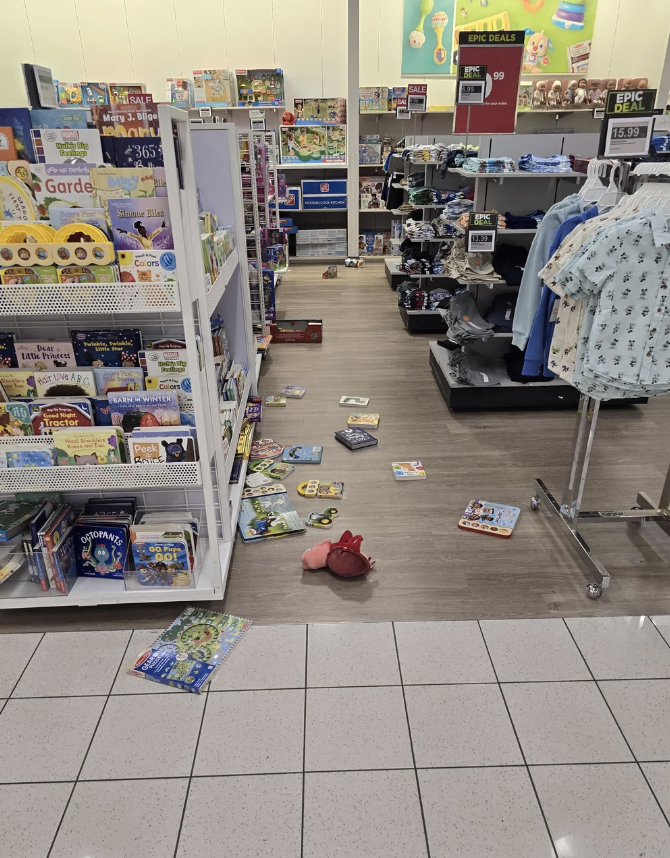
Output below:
[467,212,498,253]
[457,65,487,106]
[396,96,411,120]
[407,83,427,112]
[250,109,266,131]
[599,89,657,159]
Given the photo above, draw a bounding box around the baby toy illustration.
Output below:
[117,219,167,250]
[523,30,553,72]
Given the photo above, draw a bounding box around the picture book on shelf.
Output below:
[49,206,109,236]
[0,108,35,161]
[339,396,369,407]
[0,333,16,369]
[15,341,77,370]
[30,108,89,129]
[92,103,160,138]
[5,448,55,468]
[334,428,378,450]
[89,166,156,217]
[0,369,37,398]
[29,399,94,435]
[348,413,379,428]
[71,329,142,368]
[281,445,323,464]
[107,390,180,431]
[126,607,252,693]
[129,428,196,464]
[238,486,306,543]
[29,163,95,213]
[107,197,173,251]
[74,519,129,579]
[392,461,426,480]
[139,349,189,376]
[114,137,163,168]
[0,500,42,542]
[0,402,32,436]
[458,500,520,539]
[93,367,145,394]
[34,369,96,398]
[130,526,193,587]
[51,427,125,466]
[30,128,103,164]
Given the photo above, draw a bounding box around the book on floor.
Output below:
[458,499,520,539]
[282,386,306,398]
[334,428,378,450]
[238,485,306,543]
[126,606,252,693]
[281,445,323,464]
[265,395,287,407]
[348,413,379,428]
[339,396,369,407]
[392,462,426,480]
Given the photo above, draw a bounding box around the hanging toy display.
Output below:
[552,0,586,30]
[431,11,449,65]
[408,0,435,48]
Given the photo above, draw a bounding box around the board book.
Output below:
[130,525,193,587]
[51,427,125,466]
[74,519,129,579]
[34,369,96,398]
[126,607,252,693]
[282,386,306,398]
[0,333,17,368]
[265,395,286,407]
[15,342,76,370]
[93,367,144,394]
[0,369,37,398]
[339,396,369,407]
[129,428,196,464]
[392,461,426,480]
[458,500,520,539]
[281,445,322,464]
[334,428,378,450]
[140,349,189,376]
[108,390,180,431]
[348,413,379,428]
[71,329,142,368]
[249,438,283,459]
[4,445,55,468]
[0,402,32,436]
[107,197,173,251]
[238,485,306,544]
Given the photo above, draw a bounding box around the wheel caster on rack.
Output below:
[627,505,643,530]
[531,496,541,511]
[585,583,602,599]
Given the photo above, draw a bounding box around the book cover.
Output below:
[30,108,89,130]
[92,397,113,426]
[30,128,103,164]
[89,166,155,222]
[71,329,142,367]
[244,397,262,422]
[34,369,96,398]
[0,127,17,162]
[51,427,125,465]
[348,413,379,428]
[126,607,252,693]
[107,197,173,251]
[92,103,159,137]
[29,399,94,435]
[0,370,37,398]
[108,390,180,431]
[391,461,426,480]
[41,505,76,591]
[264,462,295,480]
[28,163,95,216]
[49,206,109,236]
[129,432,196,464]
[458,500,520,539]
[93,367,145,394]
[339,395,369,407]
[15,341,77,370]
[118,250,178,283]
[74,521,128,578]
[6,449,54,468]
[0,333,17,369]
[144,375,191,396]
[250,438,283,459]
[0,500,41,541]
[140,349,189,376]
[238,488,306,543]
[0,108,35,161]
[114,138,164,168]
[0,402,33,436]
[334,428,378,449]
[51,525,78,592]
[282,386,306,398]
[130,529,192,587]
[265,395,286,407]
[281,445,323,464]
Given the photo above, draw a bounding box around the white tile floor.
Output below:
[3,617,670,856]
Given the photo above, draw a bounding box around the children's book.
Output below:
[334,428,378,450]
[34,369,96,398]
[250,438,283,459]
[71,329,142,368]
[317,481,344,499]
[39,505,76,592]
[244,397,262,422]
[91,104,160,138]
[348,413,379,428]
[0,500,41,541]
[51,427,125,466]
[339,396,369,407]
[15,341,77,370]
[458,500,520,539]
[92,398,112,426]
[50,525,78,592]
[107,390,180,432]
[30,109,89,130]
[89,166,155,221]
[265,395,286,407]
[127,607,252,693]
[264,462,295,480]
[0,108,35,161]
[118,250,178,283]
[0,402,32,436]
[281,445,323,464]
[30,128,103,164]
[144,375,191,395]
[238,486,306,544]
[113,137,164,168]
[49,206,109,236]
[0,369,37,398]
[282,386,306,398]
[6,448,54,468]
[74,519,129,579]
[107,197,173,251]
[0,333,17,368]
[93,367,145,394]
[246,471,273,488]
[129,430,196,464]
[392,461,426,480]
[139,349,189,376]
[129,525,193,587]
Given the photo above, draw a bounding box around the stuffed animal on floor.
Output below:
[301,531,375,577]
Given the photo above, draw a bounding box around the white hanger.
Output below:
[597,162,624,209]
[580,158,613,204]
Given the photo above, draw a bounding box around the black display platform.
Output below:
[400,307,447,334]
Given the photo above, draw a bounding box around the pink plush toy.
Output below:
[301,539,332,570]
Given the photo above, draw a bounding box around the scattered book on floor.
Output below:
[458,499,520,539]
[281,445,323,464]
[250,438,284,459]
[282,386,306,398]
[339,395,369,407]
[265,395,287,407]
[127,606,252,693]
[348,413,379,428]
[392,461,426,480]
[334,428,378,450]
[238,484,306,543]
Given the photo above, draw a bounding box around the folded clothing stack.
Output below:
[441,197,474,219]
[447,350,509,387]
[652,136,670,153]
[431,217,460,238]
[491,243,528,286]
[485,291,517,332]
[403,142,450,163]
[398,282,452,311]
[437,187,474,204]
[408,186,438,206]
[462,157,515,174]
[404,219,435,242]
[439,291,494,344]
[517,154,572,173]
[443,243,503,284]
[444,145,479,168]
[405,172,427,188]
[504,210,544,229]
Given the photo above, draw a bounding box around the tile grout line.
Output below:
[5,632,44,700]
[172,684,212,858]
[300,625,309,858]
[46,629,134,858]
[391,622,432,858]
[647,615,670,653]
[562,618,670,832]
[476,621,559,858]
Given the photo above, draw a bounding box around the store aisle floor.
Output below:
[3,617,670,858]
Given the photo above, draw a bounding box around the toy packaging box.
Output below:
[15,341,76,370]
[51,427,125,465]
[71,329,142,367]
[359,143,382,165]
[391,87,407,110]
[57,265,117,285]
[107,197,173,251]
[34,369,97,398]
[279,126,346,165]
[359,87,390,111]
[358,232,386,256]
[193,70,235,107]
[269,319,322,343]
[30,128,104,164]
[118,249,178,283]
[166,78,195,108]
[293,98,346,125]
[108,390,180,431]
[236,69,284,106]
[108,84,146,105]
[126,607,252,692]
[57,83,83,106]
[28,398,95,435]
[92,104,160,138]
[80,82,110,107]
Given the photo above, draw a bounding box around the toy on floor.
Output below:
[322,265,338,279]
[306,508,339,529]
[301,530,375,577]
[345,257,365,268]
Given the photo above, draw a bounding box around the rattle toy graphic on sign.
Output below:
[408,0,435,48]
[431,10,449,64]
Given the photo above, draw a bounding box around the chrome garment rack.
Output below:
[531,393,670,599]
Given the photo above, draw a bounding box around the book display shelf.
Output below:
[0,108,258,608]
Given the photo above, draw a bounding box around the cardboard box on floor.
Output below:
[268,320,322,343]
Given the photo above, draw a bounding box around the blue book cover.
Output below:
[0,332,17,368]
[107,390,180,432]
[0,108,35,161]
[238,488,306,543]
[126,607,252,693]
[281,445,322,464]
[52,527,78,592]
[71,329,142,367]
[92,397,113,425]
[107,197,172,251]
[93,366,144,394]
[131,537,190,586]
[114,137,164,168]
[74,521,129,578]
[7,449,54,468]
[30,108,89,129]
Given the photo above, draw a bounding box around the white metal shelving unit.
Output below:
[0,107,257,609]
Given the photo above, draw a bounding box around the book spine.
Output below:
[34,546,50,591]
[38,532,60,591]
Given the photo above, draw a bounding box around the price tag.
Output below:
[396,96,411,119]
[250,109,266,130]
[408,84,427,112]
[603,116,653,157]
[199,107,212,118]
[467,212,498,253]
[457,80,486,105]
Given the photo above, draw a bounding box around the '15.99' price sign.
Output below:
[604,117,653,157]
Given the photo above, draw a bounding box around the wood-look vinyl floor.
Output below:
[4,262,670,632]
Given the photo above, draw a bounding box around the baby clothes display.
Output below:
[518,154,572,173]
[461,157,515,174]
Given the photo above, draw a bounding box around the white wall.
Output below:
[0,0,668,109]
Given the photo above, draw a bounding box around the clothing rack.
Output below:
[531,393,670,598]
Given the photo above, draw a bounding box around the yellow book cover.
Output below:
[347,413,380,428]
[89,167,155,222]
[52,427,125,465]
[0,369,37,398]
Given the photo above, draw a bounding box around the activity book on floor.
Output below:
[458,500,520,539]
[238,484,306,543]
